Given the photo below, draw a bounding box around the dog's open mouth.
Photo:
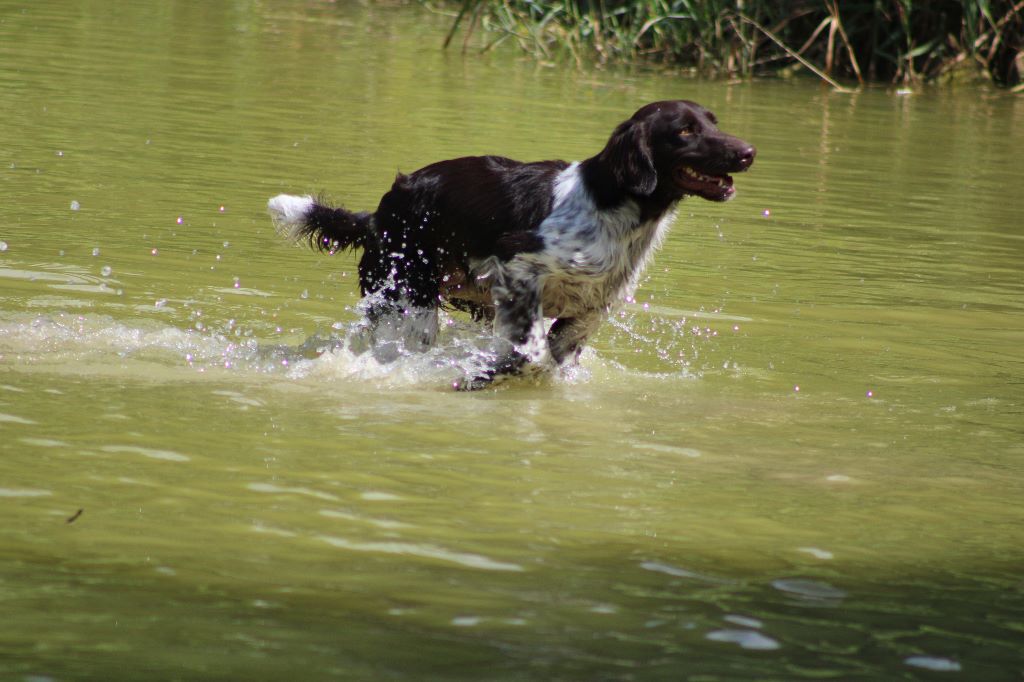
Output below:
[674,166,735,202]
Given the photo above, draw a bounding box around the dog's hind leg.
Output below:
[354,246,441,363]
[361,299,439,363]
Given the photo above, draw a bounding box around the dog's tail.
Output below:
[267,194,374,253]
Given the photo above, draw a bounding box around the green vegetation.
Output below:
[439,1,1024,88]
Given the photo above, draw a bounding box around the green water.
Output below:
[2,1,1023,679]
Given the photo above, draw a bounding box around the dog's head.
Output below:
[598,100,755,202]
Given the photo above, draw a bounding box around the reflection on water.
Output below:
[2,0,1024,679]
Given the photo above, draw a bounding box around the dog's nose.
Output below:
[737,144,756,170]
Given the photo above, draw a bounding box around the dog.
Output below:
[268,100,754,389]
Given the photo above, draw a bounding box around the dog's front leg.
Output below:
[547,312,604,366]
[455,267,546,390]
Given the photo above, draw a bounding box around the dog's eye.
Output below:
[678,126,695,138]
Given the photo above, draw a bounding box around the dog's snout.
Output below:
[736,144,756,170]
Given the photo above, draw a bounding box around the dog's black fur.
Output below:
[269,100,754,388]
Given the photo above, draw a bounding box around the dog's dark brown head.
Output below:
[596,100,755,203]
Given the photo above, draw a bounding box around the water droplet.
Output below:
[299,289,309,300]
[0,241,7,252]
[219,205,226,212]
[56,150,64,157]
[762,208,771,217]
[176,216,183,225]
[151,248,159,256]
[222,241,230,248]
[100,265,112,277]
[866,389,874,398]
[154,299,167,308]
[70,200,81,211]
[793,385,800,392]
[91,247,100,257]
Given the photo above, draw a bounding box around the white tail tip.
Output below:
[267,194,314,242]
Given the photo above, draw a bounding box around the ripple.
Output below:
[319,509,411,529]
[706,629,780,650]
[0,488,52,497]
[796,547,834,560]
[771,578,847,602]
[723,614,763,629]
[247,483,340,501]
[19,438,68,447]
[633,442,701,458]
[905,656,961,672]
[100,445,190,462]
[360,491,402,501]
[319,535,524,572]
[640,560,730,584]
[0,412,36,425]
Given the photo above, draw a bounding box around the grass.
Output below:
[436,0,1024,88]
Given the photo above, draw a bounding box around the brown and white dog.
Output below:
[269,100,755,388]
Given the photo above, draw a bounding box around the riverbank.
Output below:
[439,0,1024,89]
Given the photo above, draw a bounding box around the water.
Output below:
[2,1,1023,680]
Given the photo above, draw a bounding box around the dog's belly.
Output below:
[540,274,614,319]
[440,261,621,321]
[441,275,602,320]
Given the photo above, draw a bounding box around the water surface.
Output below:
[2,1,1023,680]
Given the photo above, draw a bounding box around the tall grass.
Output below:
[439,0,1024,88]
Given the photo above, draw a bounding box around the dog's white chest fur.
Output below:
[512,163,676,319]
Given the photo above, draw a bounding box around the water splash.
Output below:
[0,300,715,389]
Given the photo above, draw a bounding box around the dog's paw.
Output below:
[452,375,493,391]
[452,351,529,391]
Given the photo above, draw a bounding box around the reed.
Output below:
[438,0,1024,87]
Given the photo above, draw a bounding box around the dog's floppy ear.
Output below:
[599,119,657,196]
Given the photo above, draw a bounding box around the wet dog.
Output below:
[268,100,754,388]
